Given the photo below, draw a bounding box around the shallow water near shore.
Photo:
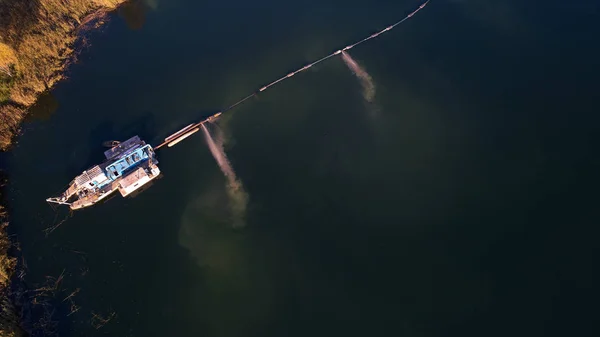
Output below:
[5,0,600,336]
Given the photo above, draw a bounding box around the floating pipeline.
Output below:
[155,0,430,150]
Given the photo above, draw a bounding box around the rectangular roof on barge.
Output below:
[74,165,108,187]
[104,136,144,160]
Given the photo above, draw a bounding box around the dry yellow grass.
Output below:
[0,183,22,337]
[0,43,17,76]
[0,0,126,150]
[0,220,14,292]
[0,106,24,150]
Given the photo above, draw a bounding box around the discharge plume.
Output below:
[201,124,248,227]
[341,51,376,102]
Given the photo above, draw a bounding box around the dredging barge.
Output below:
[46,136,161,210]
[46,113,221,210]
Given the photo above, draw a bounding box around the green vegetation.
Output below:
[0,0,126,150]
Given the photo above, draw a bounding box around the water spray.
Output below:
[341,51,376,102]
[201,124,249,226]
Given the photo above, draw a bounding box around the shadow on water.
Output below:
[23,91,59,123]
[118,0,147,31]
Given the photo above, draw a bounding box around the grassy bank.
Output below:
[0,0,127,334]
[0,172,22,337]
[0,0,126,150]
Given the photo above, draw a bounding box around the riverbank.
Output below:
[0,173,22,337]
[0,0,126,150]
[0,0,126,335]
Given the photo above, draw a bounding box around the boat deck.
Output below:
[118,167,151,197]
[71,180,119,210]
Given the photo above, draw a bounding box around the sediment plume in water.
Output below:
[341,51,376,102]
[201,124,248,227]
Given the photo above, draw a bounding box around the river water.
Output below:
[5,0,599,336]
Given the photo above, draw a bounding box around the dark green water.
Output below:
[5,0,599,336]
